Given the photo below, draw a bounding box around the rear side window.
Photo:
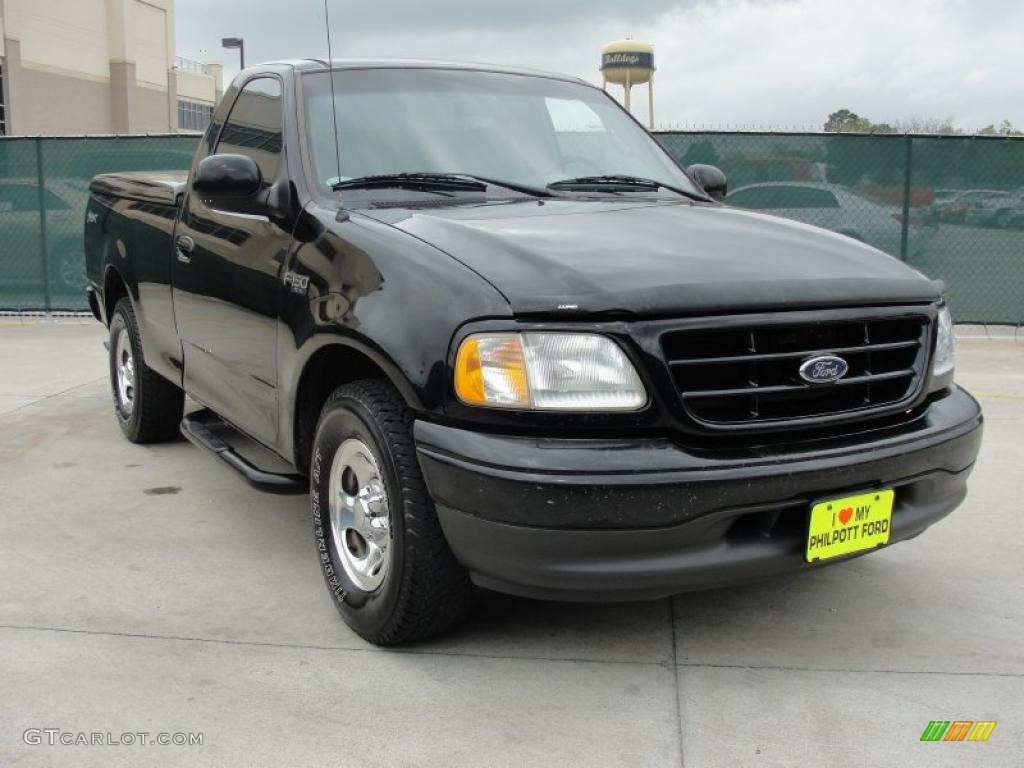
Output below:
[771,186,840,209]
[726,187,778,209]
[215,77,284,185]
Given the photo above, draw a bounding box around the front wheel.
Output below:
[310,379,473,645]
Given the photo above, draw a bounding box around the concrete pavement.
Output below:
[0,320,1021,767]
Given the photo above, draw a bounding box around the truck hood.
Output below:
[361,199,939,316]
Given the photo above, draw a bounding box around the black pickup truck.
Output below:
[84,59,982,645]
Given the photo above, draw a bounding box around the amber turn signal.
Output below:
[454,334,531,408]
[454,332,646,411]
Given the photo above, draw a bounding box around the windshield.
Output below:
[301,68,701,197]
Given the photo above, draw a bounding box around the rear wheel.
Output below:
[108,298,184,443]
[311,379,474,645]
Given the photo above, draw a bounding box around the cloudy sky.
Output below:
[176,0,1023,131]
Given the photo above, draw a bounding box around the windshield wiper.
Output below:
[456,174,554,198]
[331,172,553,198]
[331,173,486,194]
[547,174,709,201]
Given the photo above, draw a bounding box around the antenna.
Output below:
[323,0,342,184]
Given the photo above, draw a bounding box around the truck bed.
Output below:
[89,171,188,207]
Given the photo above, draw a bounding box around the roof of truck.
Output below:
[254,58,591,86]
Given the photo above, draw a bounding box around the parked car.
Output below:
[85,59,981,645]
[929,188,967,223]
[723,158,827,188]
[944,189,1004,224]
[964,189,1024,228]
[0,179,91,307]
[725,182,930,257]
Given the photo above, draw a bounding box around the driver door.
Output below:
[171,76,290,444]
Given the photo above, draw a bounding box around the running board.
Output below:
[180,409,307,495]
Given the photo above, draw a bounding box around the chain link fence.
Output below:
[0,135,196,311]
[658,131,1024,325]
[1,132,1022,323]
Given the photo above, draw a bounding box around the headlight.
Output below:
[932,304,955,381]
[454,332,646,411]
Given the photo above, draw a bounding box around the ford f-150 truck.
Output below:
[84,59,982,645]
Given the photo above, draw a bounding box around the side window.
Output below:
[772,186,839,209]
[215,77,284,186]
[726,187,778,210]
[805,189,839,209]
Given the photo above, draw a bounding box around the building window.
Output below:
[0,61,7,135]
[177,99,213,133]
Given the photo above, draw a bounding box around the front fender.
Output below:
[274,204,511,461]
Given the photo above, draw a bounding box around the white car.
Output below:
[964,189,1024,229]
[725,182,930,258]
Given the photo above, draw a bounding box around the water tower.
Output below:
[600,39,655,128]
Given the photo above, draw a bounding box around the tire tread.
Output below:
[319,379,474,644]
[112,298,184,443]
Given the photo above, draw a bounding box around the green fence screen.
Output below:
[658,132,1024,325]
[0,135,197,311]
[1,132,1022,323]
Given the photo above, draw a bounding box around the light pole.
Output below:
[221,37,245,70]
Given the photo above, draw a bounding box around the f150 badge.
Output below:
[283,271,310,295]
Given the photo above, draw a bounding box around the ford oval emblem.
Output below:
[799,355,849,384]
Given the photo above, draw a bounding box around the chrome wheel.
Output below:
[114,327,135,415]
[328,438,392,592]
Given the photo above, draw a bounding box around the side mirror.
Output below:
[688,164,728,202]
[193,154,262,198]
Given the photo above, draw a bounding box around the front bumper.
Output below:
[415,387,982,601]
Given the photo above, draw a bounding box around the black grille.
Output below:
[662,314,930,429]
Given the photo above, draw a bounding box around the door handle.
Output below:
[175,235,194,264]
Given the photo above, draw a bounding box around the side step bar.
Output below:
[180,409,307,495]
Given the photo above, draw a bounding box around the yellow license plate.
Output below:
[805,489,894,563]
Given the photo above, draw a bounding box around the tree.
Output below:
[890,116,960,135]
[978,120,1023,136]
[824,109,873,133]
[826,110,1024,136]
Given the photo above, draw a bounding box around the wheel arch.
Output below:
[102,265,132,326]
[289,339,422,474]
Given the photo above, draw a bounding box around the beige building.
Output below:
[0,0,221,135]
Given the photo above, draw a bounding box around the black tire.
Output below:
[310,379,474,645]
[995,210,1012,229]
[108,298,184,443]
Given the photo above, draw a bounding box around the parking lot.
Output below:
[1,319,1022,767]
